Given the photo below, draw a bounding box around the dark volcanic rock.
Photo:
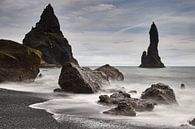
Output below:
[140,22,165,68]
[128,90,137,94]
[95,64,124,81]
[53,88,64,93]
[58,63,108,93]
[0,40,40,82]
[58,64,124,93]
[99,91,131,104]
[99,91,155,112]
[111,91,131,98]
[180,83,185,89]
[23,4,78,67]
[189,118,195,126]
[127,98,154,112]
[103,101,136,116]
[141,83,177,104]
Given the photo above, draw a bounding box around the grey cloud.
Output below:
[0,0,195,66]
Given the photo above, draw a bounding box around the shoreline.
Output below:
[0,88,62,129]
[0,88,194,129]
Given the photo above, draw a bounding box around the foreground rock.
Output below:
[58,64,124,93]
[23,4,78,67]
[58,63,108,93]
[103,101,136,116]
[99,91,155,112]
[95,64,124,81]
[141,83,177,104]
[0,40,40,82]
[139,22,165,68]
[189,118,195,126]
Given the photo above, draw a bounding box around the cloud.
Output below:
[0,0,195,66]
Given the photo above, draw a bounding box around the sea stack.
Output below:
[139,22,165,68]
[23,4,78,67]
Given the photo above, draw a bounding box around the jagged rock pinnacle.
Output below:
[139,22,165,68]
[23,4,78,66]
[35,4,63,36]
[148,22,159,56]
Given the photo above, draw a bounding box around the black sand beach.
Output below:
[0,88,62,129]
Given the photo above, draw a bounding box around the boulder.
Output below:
[189,118,195,126]
[58,63,108,93]
[139,22,165,68]
[99,91,155,112]
[95,64,124,81]
[0,39,40,82]
[141,83,177,104]
[58,64,124,93]
[23,4,78,67]
[180,83,185,89]
[111,91,131,98]
[127,98,154,112]
[99,91,131,104]
[103,101,136,116]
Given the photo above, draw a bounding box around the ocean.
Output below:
[0,67,195,128]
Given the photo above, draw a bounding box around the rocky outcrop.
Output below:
[0,40,40,82]
[99,91,155,112]
[95,64,124,81]
[58,64,124,93]
[99,91,131,104]
[141,83,177,104]
[58,63,108,93]
[23,4,78,67]
[140,22,165,68]
[103,101,136,116]
[189,118,195,126]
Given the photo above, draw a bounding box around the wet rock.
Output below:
[38,73,43,78]
[189,118,195,126]
[141,83,177,104]
[127,98,154,112]
[53,88,64,93]
[95,64,124,81]
[58,63,108,93]
[111,91,131,98]
[128,90,137,94]
[103,101,136,116]
[139,22,165,68]
[180,83,185,89]
[99,91,155,112]
[99,91,131,104]
[58,64,124,94]
[0,40,40,82]
[23,4,78,67]
[99,95,110,103]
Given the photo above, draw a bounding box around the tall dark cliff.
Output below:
[35,4,63,36]
[139,22,165,68]
[23,4,78,66]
